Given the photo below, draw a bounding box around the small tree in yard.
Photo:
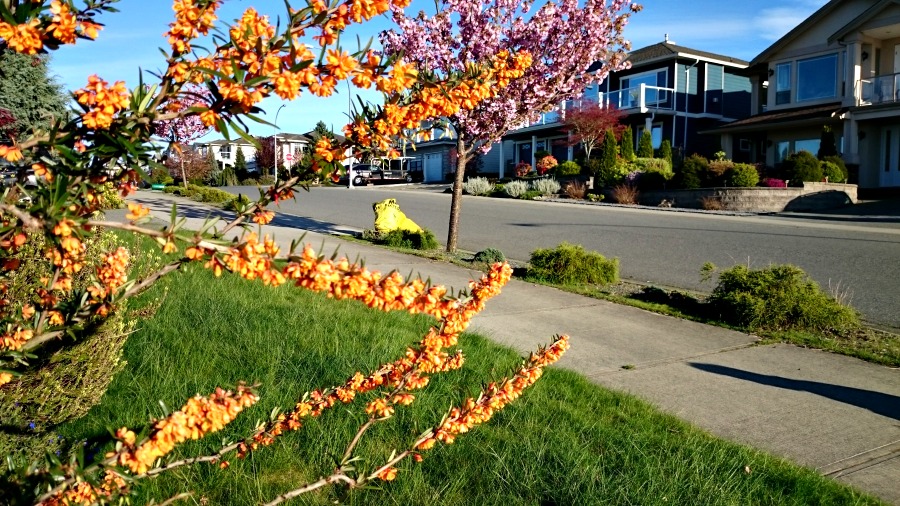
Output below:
[253,136,280,177]
[383,0,641,252]
[638,130,653,158]
[153,84,214,188]
[817,125,838,159]
[0,52,68,142]
[620,126,635,161]
[659,139,672,166]
[163,143,212,184]
[600,129,618,175]
[562,101,624,161]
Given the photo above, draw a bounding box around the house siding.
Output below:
[723,72,752,119]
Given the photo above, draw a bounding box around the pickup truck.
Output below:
[371,157,423,183]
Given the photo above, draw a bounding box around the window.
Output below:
[219,144,232,159]
[797,54,837,102]
[637,124,663,150]
[620,69,667,107]
[775,63,791,105]
[739,139,751,152]
[774,139,820,163]
[776,141,790,163]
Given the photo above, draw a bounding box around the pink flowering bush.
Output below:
[515,161,534,177]
[761,178,787,188]
[536,155,558,175]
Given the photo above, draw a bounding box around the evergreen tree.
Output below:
[638,130,653,158]
[659,139,672,166]
[817,125,838,159]
[206,149,219,185]
[234,146,247,174]
[0,52,68,142]
[600,129,617,173]
[620,126,634,161]
[313,120,335,141]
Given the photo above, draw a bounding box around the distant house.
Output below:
[195,130,348,173]
[491,40,752,176]
[714,0,900,189]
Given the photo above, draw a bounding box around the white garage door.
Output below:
[424,153,443,183]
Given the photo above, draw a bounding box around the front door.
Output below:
[880,127,900,187]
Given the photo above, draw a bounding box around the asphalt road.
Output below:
[224,184,900,329]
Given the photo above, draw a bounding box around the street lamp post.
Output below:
[274,104,286,186]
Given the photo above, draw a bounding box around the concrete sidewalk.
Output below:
[121,191,900,504]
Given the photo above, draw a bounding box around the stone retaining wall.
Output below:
[610,183,857,212]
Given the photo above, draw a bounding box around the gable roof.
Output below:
[587,42,748,74]
[828,0,900,43]
[750,0,844,66]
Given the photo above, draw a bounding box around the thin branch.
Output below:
[140,443,239,478]
[121,260,185,300]
[0,202,42,229]
[342,418,376,463]
[262,473,356,506]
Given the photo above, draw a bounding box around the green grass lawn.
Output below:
[58,252,880,505]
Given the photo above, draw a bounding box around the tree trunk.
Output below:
[181,156,188,189]
[446,137,470,253]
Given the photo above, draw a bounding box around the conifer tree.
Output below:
[638,130,653,158]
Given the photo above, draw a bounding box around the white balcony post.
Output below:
[639,83,646,112]
[846,41,862,107]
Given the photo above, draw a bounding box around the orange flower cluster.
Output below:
[0,371,12,387]
[125,203,150,221]
[166,0,221,55]
[0,145,23,162]
[210,233,285,286]
[38,470,128,506]
[73,75,131,130]
[1,326,34,352]
[87,247,130,316]
[343,50,532,155]
[0,1,101,55]
[416,335,570,449]
[237,257,511,457]
[113,385,258,474]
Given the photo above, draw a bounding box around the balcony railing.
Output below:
[860,72,900,106]
[599,84,675,112]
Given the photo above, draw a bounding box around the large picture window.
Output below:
[620,69,667,107]
[775,63,791,105]
[797,54,837,102]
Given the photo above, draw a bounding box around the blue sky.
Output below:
[50,0,829,141]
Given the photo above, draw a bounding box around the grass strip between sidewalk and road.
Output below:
[54,232,881,505]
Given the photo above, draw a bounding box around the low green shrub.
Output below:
[463,177,494,196]
[258,175,276,185]
[822,155,848,182]
[597,160,631,187]
[148,168,174,185]
[822,161,846,183]
[503,180,529,198]
[679,154,707,189]
[783,151,822,185]
[527,242,619,286]
[555,160,581,177]
[240,178,258,185]
[530,178,561,197]
[521,190,543,200]
[473,247,506,264]
[164,184,241,205]
[632,157,673,178]
[727,163,760,187]
[706,159,734,186]
[224,194,251,211]
[96,182,125,209]
[364,228,440,250]
[707,263,860,332]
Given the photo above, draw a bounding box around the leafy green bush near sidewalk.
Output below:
[163,184,246,208]
[362,228,440,250]
[526,242,619,286]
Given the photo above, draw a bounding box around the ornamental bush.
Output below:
[679,154,707,189]
[527,242,619,286]
[822,155,848,182]
[783,151,823,185]
[822,161,845,183]
[473,247,506,264]
[727,163,760,187]
[530,177,561,197]
[708,264,860,332]
[463,176,494,196]
[555,160,581,177]
[761,177,787,188]
[504,179,530,198]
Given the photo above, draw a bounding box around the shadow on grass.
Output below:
[630,286,712,318]
[689,363,900,421]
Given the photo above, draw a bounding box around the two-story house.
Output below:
[494,40,752,176]
[715,0,900,190]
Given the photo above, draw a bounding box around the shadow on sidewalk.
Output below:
[689,363,900,421]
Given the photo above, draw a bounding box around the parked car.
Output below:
[340,164,375,186]
[371,157,423,183]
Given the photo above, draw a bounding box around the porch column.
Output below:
[721,133,734,160]
[531,134,537,168]
[845,40,863,107]
[499,141,505,179]
[567,145,574,162]
[843,113,860,165]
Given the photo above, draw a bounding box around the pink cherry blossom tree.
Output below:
[382,0,641,252]
[152,84,213,188]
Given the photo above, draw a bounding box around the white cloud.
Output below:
[752,0,830,41]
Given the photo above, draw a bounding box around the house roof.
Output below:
[587,42,749,73]
[750,0,843,65]
[710,103,845,134]
[829,0,900,43]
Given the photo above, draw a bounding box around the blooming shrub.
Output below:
[624,170,643,185]
[463,176,494,196]
[504,180,529,198]
[536,155,558,175]
[0,0,566,503]
[515,161,533,177]
[530,177,561,197]
[761,178,787,188]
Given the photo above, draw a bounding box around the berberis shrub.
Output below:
[527,242,619,286]
[708,264,860,332]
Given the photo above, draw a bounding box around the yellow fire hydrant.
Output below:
[373,198,422,234]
